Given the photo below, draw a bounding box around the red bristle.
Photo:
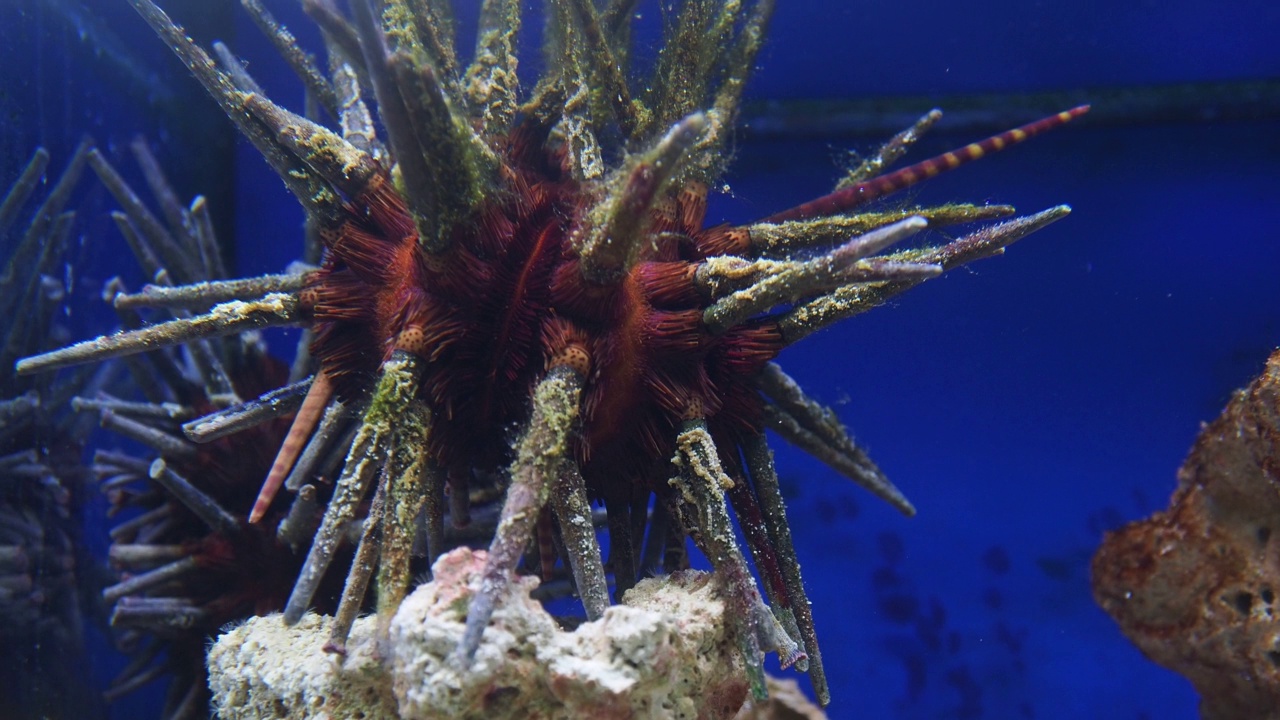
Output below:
[200,533,244,567]
[309,321,379,391]
[311,269,376,321]
[331,221,401,285]
[541,317,593,371]
[468,206,516,259]
[498,164,532,210]
[578,333,633,420]
[505,117,558,175]
[694,224,751,258]
[651,196,680,235]
[712,323,786,376]
[418,242,495,299]
[690,363,723,418]
[641,368,689,417]
[379,287,429,338]
[715,385,768,436]
[409,299,468,363]
[357,173,416,243]
[677,181,708,234]
[763,105,1091,224]
[549,258,626,321]
[648,234,684,263]
[579,356,610,426]
[630,411,670,464]
[643,309,709,355]
[489,221,560,328]
[466,221,564,411]
[522,181,556,217]
[635,261,700,308]
[641,364,721,420]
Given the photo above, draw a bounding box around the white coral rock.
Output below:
[208,547,753,720]
[388,548,749,719]
[207,612,398,720]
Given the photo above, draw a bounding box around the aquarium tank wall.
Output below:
[1,0,1278,719]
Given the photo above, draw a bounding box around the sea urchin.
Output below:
[15,0,1086,706]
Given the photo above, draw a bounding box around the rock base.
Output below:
[1093,350,1280,719]
[209,547,826,719]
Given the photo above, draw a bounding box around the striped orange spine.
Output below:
[763,105,1090,224]
[249,369,334,523]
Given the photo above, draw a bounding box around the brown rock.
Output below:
[734,676,829,720]
[1092,349,1280,720]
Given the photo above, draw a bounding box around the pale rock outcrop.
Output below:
[209,547,783,719]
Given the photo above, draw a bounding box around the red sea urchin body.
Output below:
[304,125,780,496]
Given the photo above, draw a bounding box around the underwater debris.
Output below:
[1092,349,1280,720]
[14,0,1087,707]
[0,144,105,718]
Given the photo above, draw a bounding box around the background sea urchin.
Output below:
[0,143,107,720]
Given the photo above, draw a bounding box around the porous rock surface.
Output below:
[1093,349,1280,719]
[208,612,398,720]
[209,547,753,719]
[389,546,749,719]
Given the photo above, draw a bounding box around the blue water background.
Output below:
[3,1,1279,718]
